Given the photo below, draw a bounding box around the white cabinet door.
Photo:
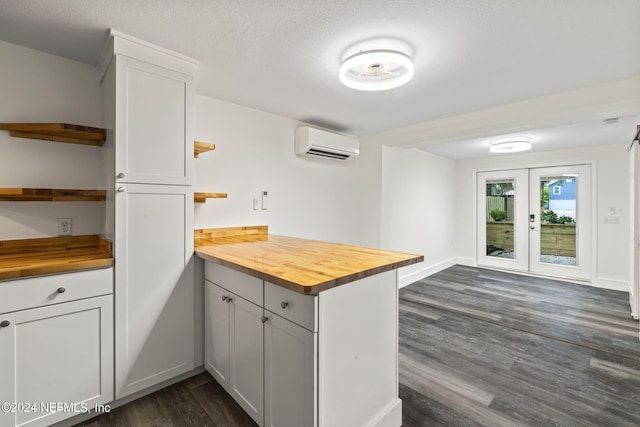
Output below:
[115,183,194,398]
[114,56,193,185]
[264,313,317,427]
[0,312,16,427]
[0,296,113,427]
[229,295,264,426]
[205,281,231,387]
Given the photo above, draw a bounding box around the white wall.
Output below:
[194,95,363,245]
[356,138,384,248]
[381,146,457,286]
[0,41,104,240]
[455,144,630,291]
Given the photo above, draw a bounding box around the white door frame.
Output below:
[476,169,529,272]
[529,165,592,281]
[474,161,597,283]
[630,142,639,319]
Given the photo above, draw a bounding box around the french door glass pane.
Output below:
[539,176,577,266]
[486,180,515,258]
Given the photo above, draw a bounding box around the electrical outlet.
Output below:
[57,218,72,236]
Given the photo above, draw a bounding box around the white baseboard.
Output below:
[455,257,474,266]
[367,398,402,427]
[454,260,629,293]
[593,277,628,292]
[398,258,456,288]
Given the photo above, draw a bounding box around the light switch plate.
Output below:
[261,190,268,210]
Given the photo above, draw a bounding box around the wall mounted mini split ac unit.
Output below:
[295,127,359,160]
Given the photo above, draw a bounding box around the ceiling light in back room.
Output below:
[489,137,532,153]
[339,49,414,91]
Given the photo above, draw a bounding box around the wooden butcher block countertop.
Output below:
[195,226,423,295]
[0,235,113,280]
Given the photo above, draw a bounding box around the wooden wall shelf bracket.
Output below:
[194,192,228,203]
[194,141,215,158]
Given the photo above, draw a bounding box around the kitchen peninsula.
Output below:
[195,226,423,427]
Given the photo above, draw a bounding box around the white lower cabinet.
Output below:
[205,280,264,426]
[205,281,231,387]
[264,312,317,427]
[114,183,194,398]
[204,263,402,427]
[229,293,264,424]
[205,263,317,427]
[0,292,113,427]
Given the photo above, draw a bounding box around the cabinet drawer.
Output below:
[0,268,113,314]
[205,262,263,306]
[265,281,317,332]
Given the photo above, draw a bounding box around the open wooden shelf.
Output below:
[0,235,113,280]
[194,140,215,158]
[194,192,228,203]
[0,188,107,202]
[0,123,107,146]
[193,142,226,202]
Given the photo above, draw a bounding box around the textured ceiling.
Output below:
[0,0,638,139]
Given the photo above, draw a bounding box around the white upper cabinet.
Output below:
[115,57,193,185]
[99,30,196,186]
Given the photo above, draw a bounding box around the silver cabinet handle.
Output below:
[281,301,289,309]
[117,173,125,179]
[261,316,268,323]
[57,287,66,294]
[0,320,10,328]
[117,187,125,192]
[226,297,232,304]
[221,295,227,302]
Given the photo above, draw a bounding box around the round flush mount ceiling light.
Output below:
[489,137,532,153]
[339,49,414,91]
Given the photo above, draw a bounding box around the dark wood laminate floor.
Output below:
[75,373,257,427]
[75,265,640,426]
[399,265,640,427]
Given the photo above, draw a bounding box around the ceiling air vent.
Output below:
[295,127,359,161]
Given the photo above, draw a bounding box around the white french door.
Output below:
[529,165,591,280]
[477,170,529,272]
[477,165,592,281]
